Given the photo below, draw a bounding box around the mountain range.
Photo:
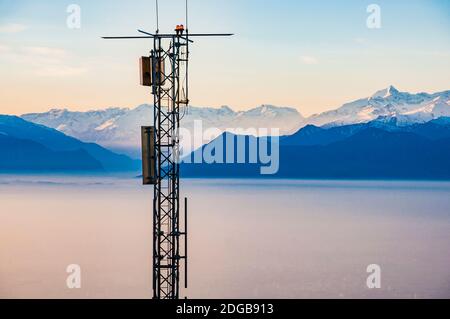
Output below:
[3,86,450,179]
[182,117,450,180]
[21,86,450,159]
[22,104,303,158]
[306,86,450,127]
[0,115,139,172]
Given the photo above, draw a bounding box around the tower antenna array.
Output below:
[103,2,232,299]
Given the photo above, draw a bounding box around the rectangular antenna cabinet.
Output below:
[140,56,165,87]
[141,126,157,185]
[140,57,152,86]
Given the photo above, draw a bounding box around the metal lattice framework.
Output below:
[103,25,232,299]
[151,34,187,299]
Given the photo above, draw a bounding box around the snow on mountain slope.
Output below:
[21,86,450,158]
[306,86,450,127]
[22,107,129,143]
[22,104,303,158]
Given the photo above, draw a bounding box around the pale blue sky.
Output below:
[0,0,449,115]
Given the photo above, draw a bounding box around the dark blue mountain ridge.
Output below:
[0,115,139,172]
[181,119,450,180]
[2,113,450,178]
[430,117,450,125]
[282,116,450,146]
[0,134,103,171]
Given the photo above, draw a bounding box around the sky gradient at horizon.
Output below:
[0,0,449,116]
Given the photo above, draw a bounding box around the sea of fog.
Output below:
[0,175,449,299]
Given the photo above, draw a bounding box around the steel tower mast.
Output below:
[103,7,232,300]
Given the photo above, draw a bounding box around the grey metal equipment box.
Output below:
[141,126,157,185]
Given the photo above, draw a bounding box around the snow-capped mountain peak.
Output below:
[307,87,450,127]
[371,85,399,99]
[218,105,234,114]
[48,108,68,118]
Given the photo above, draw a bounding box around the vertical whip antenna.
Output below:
[185,0,189,31]
[185,0,190,115]
[156,0,160,33]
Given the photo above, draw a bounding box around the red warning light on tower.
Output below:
[175,24,185,35]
